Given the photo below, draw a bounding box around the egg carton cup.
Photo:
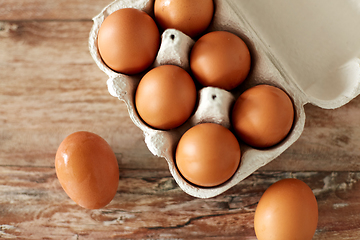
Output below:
[89,0,360,198]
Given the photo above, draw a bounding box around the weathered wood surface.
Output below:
[1,1,360,239]
[0,0,111,20]
[2,21,360,171]
[2,168,360,239]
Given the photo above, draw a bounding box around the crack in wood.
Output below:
[0,224,17,239]
[146,214,226,230]
[145,210,247,230]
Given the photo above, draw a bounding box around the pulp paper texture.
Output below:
[89,0,360,198]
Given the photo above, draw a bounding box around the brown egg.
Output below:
[154,0,214,38]
[232,84,294,148]
[97,8,160,75]
[190,31,251,90]
[175,123,241,187]
[55,131,119,209]
[254,178,318,240]
[135,65,197,130]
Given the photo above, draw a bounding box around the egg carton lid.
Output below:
[232,0,360,109]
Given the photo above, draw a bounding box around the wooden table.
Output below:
[1,1,360,239]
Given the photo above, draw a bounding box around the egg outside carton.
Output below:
[89,0,360,198]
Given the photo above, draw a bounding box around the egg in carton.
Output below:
[89,0,360,198]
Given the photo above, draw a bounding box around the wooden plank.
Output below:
[0,20,166,169]
[1,1,360,239]
[0,0,111,21]
[1,166,360,239]
[1,20,360,171]
[263,99,360,171]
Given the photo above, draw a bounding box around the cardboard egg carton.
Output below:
[89,0,360,198]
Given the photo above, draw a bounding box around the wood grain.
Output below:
[0,0,111,21]
[1,1,360,239]
[0,20,164,169]
[264,98,360,172]
[1,20,360,171]
[1,167,360,239]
